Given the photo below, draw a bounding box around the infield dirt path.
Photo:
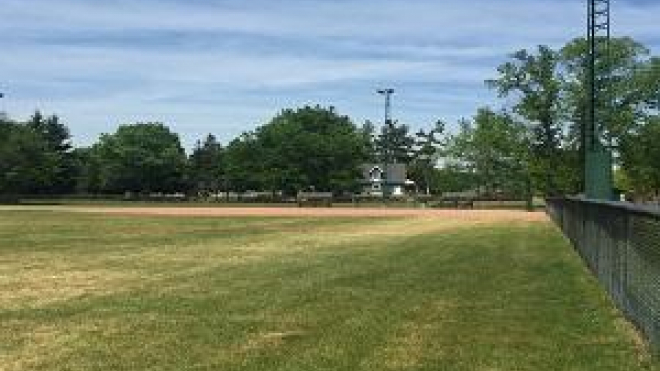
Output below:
[1,206,548,223]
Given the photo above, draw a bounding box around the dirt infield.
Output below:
[2,206,548,222]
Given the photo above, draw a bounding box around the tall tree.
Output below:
[0,119,58,197]
[562,37,659,198]
[620,116,660,198]
[374,120,415,164]
[224,132,265,195]
[252,106,368,195]
[432,165,479,194]
[27,111,72,153]
[87,123,187,194]
[487,46,576,195]
[189,134,225,195]
[561,37,656,146]
[360,120,378,162]
[409,120,445,194]
[446,108,532,200]
[72,147,101,194]
[25,111,77,193]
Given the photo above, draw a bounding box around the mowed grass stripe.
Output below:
[0,211,656,370]
[1,215,405,312]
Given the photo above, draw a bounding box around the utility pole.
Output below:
[377,88,396,165]
[0,91,5,121]
[377,88,394,125]
[584,0,614,200]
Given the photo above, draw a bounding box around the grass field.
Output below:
[0,209,657,370]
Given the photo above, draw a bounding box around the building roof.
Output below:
[360,163,407,184]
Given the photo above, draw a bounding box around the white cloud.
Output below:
[0,0,657,147]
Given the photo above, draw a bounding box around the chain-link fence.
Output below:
[547,198,660,349]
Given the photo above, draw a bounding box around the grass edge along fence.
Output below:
[547,197,660,351]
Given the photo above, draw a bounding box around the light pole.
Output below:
[0,91,5,120]
[377,88,394,125]
[584,0,613,200]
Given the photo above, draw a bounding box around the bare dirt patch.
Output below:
[9,206,548,223]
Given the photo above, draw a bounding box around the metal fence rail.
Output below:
[547,198,660,349]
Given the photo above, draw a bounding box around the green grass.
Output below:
[0,211,657,370]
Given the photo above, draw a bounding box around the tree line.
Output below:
[1,37,658,200]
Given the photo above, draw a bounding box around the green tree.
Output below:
[224,132,265,195]
[488,45,579,195]
[409,120,446,194]
[639,57,660,114]
[446,108,532,201]
[562,37,659,199]
[72,147,102,194]
[374,120,415,164]
[27,111,72,153]
[251,106,368,195]
[620,116,660,197]
[0,119,58,197]
[360,120,378,162]
[431,165,479,194]
[561,37,656,145]
[21,111,77,194]
[189,134,225,195]
[88,123,187,194]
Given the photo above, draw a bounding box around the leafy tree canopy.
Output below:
[88,123,187,194]
[374,120,415,164]
[620,116,660,196]
[446,108,531,197]
[189,134,225,193]
[0,119,58,195]
[226,106,368,195]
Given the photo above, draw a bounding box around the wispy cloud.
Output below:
[0,0,657,148]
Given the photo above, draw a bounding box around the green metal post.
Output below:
[585,0,614,200]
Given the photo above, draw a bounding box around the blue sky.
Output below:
[1,0,658,149]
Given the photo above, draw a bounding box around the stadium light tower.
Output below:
[584,0,614,200]
[377,88,395,125]
[0,91,5,119]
